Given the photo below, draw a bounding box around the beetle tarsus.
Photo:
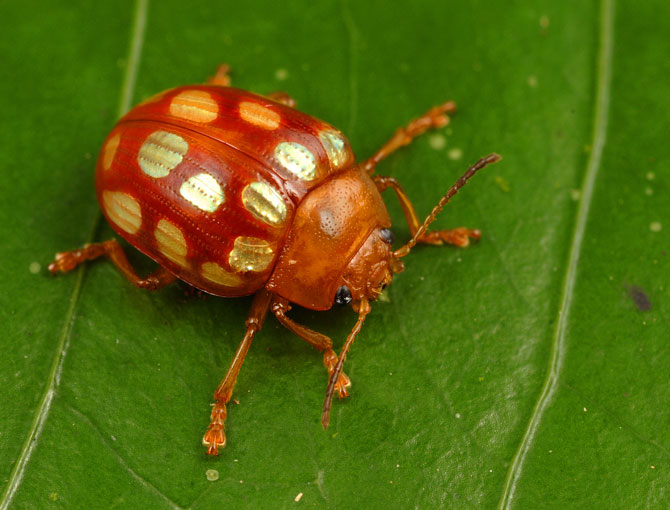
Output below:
[324,349,351,398]
[420,227,482,247]
[203,402,227,456]
[48,251,78,273]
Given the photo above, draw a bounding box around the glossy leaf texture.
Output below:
[1,1,668,508]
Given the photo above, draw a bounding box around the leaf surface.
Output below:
[1,1,668,508]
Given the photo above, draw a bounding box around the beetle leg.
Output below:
[266,91,296,108]
[373,176,480,247]
[361,101,457,175]
[271,297,351,398]
[322,299,371,429]
[48,239,178,289]
[208,64,232,86]
[203,290,272,455]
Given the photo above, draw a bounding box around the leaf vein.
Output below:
[498,0,616,507]
[0,2,149,508]
[65,404,182,510]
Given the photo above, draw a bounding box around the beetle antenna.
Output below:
[393,153,501,258]
[321,299,371,429]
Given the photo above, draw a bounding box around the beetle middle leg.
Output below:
[271,297,351,398]
[373,176,480,247]
[361,101,457,175]
[48,239,178,289]
[203,289,272,455]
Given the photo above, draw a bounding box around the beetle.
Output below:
[49,65,500,455]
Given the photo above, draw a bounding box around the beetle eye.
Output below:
[380,228,395,245]
[334,285,352,306]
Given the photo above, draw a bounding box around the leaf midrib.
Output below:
[497,0,616,507]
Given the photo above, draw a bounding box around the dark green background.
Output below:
[1,1,668,508]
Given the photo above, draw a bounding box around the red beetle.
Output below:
[49,65,499,455]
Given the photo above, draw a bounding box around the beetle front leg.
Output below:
[361,101,456,175]
[373,176,480,247]
[203,290,272,455]
[49,239,178,289]
[271,297,351,398]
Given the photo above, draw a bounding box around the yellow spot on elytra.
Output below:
[241,181,287,226]
[319,129,348,168]
[138,131,188,178]
[179,173,225,212]
[170,90,219,123]
[102,191,142,234]
[274,142,316,181]
[155,219,188,267]
[201,262,244,287]
[650,221,662,232]
[239,102,281,130]
[102,133,121,170]
[228,236,274,273]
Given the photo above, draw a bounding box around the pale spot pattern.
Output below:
[155,218,188,267]
[274,142,316,181]
[319,129,348,168]
[241,181,287,226]
[102,191,142,234]
[228,236,274,273]
[102,133,121,170]
[179,173,225,212]
[239,101,281,130]
[138,131,188,178]
[201,262,244,287]
[170,90,219,123]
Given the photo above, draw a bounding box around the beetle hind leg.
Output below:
[203,290,272,455]
[49,239,177,289]
[271,298,351,398]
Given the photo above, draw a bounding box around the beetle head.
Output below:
[333,227,398,305]
[334,153,501,308]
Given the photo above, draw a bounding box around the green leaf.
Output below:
[1,0,668,508]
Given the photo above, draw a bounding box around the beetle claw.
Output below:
[335,373,351,398]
